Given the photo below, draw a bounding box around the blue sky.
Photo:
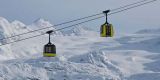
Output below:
[0,0,160,34]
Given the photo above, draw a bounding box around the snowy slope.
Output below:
[0,17,160,80]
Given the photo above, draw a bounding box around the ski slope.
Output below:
[0,17,160,80]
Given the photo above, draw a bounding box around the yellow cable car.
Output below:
[100,23,114,37]
[100,10,114,37]
[43,30,56,57]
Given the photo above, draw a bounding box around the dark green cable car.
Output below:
[43,30,56,57]
[100,10,114,37]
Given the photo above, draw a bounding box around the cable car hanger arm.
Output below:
[103,10,110,24]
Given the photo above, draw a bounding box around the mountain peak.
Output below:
[62,26,98,36]
[0,17,10,25]
[11,20,26,27]
[33,18,53,27]
[0,17,8,21]
[34,18,45,23]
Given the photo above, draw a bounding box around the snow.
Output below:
[0,17,160,80]
[28,18,63,36]
[62,26,99,37]
[135,28,160,34]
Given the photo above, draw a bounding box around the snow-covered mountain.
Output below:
[0,17,32,42]
[0,17,63,60]
[28,18,63,36]
[62,26,99,36]
[135,28,160,34]
[0,17,160,80]
[31,18,53,30]
[0,17,34,60]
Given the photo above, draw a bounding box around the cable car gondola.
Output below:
[43,30,56,57]
[100,10,114,37]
